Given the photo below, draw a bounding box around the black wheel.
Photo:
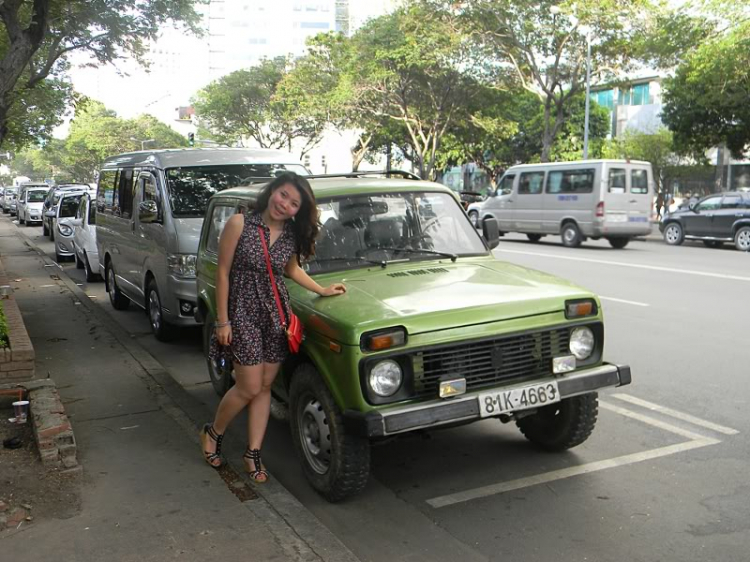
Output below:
[469,210,479,228]
[43,221,49,236]
[290,364,370,502]
[734,227,750,252]
[663,222,684,245]
[106,262,130,311]
[608,237,630,249]
[561,222,582,248]
[147,279,175,341]
[702,240,723,248]
[83,253,99,282]
[527,233,543,243]
[50,226,55,241]
[516,393,599,451]
[203,312,233,396]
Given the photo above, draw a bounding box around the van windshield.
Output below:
[307,191,487,274]
[165,164,308,217]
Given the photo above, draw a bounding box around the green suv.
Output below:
[196,172,631,502]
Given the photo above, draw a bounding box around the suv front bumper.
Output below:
[344,362,631,438]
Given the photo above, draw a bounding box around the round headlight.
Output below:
[369,360,403,397]
[569,327,595,360]
[58,223,73,237]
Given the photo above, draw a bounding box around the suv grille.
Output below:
[413,328,570,399]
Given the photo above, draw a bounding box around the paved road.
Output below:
[17,220,749,562]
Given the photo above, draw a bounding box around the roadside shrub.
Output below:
[0,302,8,348]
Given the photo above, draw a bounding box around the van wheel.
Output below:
[290,364,370,502]
[607,237,629,249]
[203,312,233,396]
[735,227,750,252]
[468,210,479,228]
[516,393,598,451]
[526,233,543,243]
[83,253,99,282]
[561,223,582,248]
[147,279,175,341]
[106,262,130,310]
[663,223,684,245]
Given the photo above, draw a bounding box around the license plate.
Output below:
[478,381,560,418]
[628,216,648,222]
[606,213,627,222]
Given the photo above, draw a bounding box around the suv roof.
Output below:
[101,148,303,170]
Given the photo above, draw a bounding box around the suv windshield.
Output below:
[166,164,308,218]
[59,194,83,217]
[27,190,47,202]
[308,191,487,274]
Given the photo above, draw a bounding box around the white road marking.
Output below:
[599,296,650,307]
[426,399,726,509]
[612,394,740,436]
[496,249,750,283]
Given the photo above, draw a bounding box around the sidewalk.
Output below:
[0,217,359,562]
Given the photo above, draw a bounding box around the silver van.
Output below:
[96,148,308,341]
[467,160,654,248]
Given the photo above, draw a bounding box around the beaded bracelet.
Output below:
[215,321,231,328]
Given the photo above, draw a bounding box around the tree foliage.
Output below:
[0,0,203,149]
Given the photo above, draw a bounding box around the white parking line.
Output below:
[426,398,728,509]
[612,394,740,436]
[599,296,650,307]
[496,249,750,283]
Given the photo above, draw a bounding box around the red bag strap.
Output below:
[258,225,287,329]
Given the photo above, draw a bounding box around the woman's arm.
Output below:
[215,213,244,345]
[284,257,346,297]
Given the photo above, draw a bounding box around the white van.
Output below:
[467,160,654,248]
[96,148,308,341]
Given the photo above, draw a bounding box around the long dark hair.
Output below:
[255,172,319,261]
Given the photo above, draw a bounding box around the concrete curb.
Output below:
[13,227,360,562]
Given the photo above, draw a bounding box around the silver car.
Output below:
[3,186,18,214]
[47,191,87,262]
[95,148,308,341]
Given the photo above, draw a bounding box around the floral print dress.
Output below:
[210,211,297,366]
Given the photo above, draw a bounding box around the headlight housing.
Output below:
[369,360,403,397]
[569,326,595,360]
[167,253,197,278]
[58,223,73,237]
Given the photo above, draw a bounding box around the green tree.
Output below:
[0,0,203,149]
[464,0,654,162]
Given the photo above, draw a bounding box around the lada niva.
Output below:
[196,172,632,502]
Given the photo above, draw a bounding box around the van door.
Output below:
[602,165,629,224]
[628,168,652,225]
[110,168,142,299]
[133,169,168,301]
[513,171,544,232]
[486,173,515,231]
[545,167,596,235]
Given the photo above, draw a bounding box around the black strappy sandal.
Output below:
[243,448,269,483]
[200,423,224,469]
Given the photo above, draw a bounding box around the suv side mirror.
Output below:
[138,200,159,223]
[482,217,500,250]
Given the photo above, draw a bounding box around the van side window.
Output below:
[498,174,515,195]
[140,173,162,221]
[608,169,626,193]
[206,204,237,254]
[97,170,117,213]
[631,169,648,194]
[547,169,595,194]
[118,169,136,219]
[518,172,544,195]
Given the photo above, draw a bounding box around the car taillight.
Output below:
[596,201,605,217]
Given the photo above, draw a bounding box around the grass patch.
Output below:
[0,302,8,348]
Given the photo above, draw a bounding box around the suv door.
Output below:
[683,195,721,237]
[713,194,746,238]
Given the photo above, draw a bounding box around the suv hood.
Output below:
[292,260,595,344]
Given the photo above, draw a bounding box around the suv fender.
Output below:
[287,335,351,412]
[732,219,750,235]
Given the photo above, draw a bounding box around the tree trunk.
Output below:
[540,99,554,163]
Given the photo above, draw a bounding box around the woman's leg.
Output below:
[247,362,281,451]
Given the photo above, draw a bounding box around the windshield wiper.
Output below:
[360,247,458,263]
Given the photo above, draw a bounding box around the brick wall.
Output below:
[0,259,35,382]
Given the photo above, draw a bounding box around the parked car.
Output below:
[45,191,87,262]
[96,148,309,341]
[42,183,91,238]
[660,191,750,251]
[467,160,654,248]
[17,183,50,225]
[72,192,101,281]
[0,187,6,210]
[196,171,632,502]
[2,186,17,214]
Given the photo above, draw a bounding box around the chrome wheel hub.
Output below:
[737,230,750,251]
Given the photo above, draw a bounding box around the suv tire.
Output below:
[561,222,582,248]
[663,223,684,245]
[106,262,130,310]
[527,233,543,243]
[147,279,175,341]
[203,312,233,396]
[516,392,598,451]
[734,226,750,252]
[607,237,629,249]
[290,364,370,502]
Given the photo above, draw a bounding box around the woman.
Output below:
[200,173,346,482]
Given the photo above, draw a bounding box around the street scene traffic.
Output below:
[1,1,749,561]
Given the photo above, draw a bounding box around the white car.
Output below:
[72,192,101,281]
[48,191,87,262]
[17,184,49,225]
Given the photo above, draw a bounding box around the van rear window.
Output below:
[165,164,308,217]
[631,169,648,194]
[546,169,594,194]
[608,169,626,193]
